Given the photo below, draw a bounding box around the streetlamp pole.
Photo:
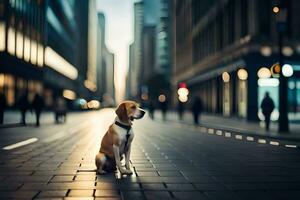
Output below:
[274,5,289,132]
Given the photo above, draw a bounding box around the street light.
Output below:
[282,64,293,77]
[274,3,289,132]
[177,82,189,103]
[273,6,280,13]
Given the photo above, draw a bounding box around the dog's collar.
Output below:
[115,121,131,131]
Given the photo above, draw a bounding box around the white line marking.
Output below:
[3,138,38,150]
[216,130,223,136]
[270,141,279,146]
[235,135,243,140]
[225,132,231,137]
[208,128,214,134]
[258,139,267,144]
[285,144,297,148]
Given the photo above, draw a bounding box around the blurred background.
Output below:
[0,0,299,131]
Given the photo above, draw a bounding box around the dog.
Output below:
[95,101,145,175]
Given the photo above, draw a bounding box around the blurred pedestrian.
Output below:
[148,99,155,120]
[0,91,7,124]
[54,96,67,124]
[177,101,184,120]
[159,96,168,121]
[261,92,275,131]
[191,96,202,125]
[32,93,44,127]
[17,92,29,126]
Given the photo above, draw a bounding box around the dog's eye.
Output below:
[131,105,136,109]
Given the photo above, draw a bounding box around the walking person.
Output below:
[54,96,67,124]
[17,92,29,126]
[261,92,275,131]
[0,91,7,124]
[177,101,184,121]
[191,96,202,125]
[148,99,155,120]
[159,96,168,121]
[32,93,44,127]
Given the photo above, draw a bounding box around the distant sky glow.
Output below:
[97,0,135,103]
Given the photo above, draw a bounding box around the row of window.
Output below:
[1,0,45,66]
[192,0,254,63]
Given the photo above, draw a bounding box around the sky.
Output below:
[97,0,136,104]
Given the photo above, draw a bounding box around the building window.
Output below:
[7,27,16,55]
[0,74,15,106]
[241,0,248,37]
[16,30,24,58]
[258,0,271,36]
[0,22,5,51]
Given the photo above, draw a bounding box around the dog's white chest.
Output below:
[114,125,134,154]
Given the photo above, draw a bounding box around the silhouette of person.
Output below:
[54,96,67,123]
[177,101,184,120]
[159,97,168,121]
[32,93,44,127]
[191,96,202,125]
[148,99,155,120]
[0,91,7,124]
[261,92,275,131]
[17,92,29,126]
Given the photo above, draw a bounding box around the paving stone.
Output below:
[47,182,96,190]
[50,175,75,182]
[38,190,68,197]
[144,191,173,200]
[166,183,195,191]
[64,198,94,200]
[136,171,159,177]
[68,189,94,197]
[121,191,145,200]
[0,191,38,199]
[172,191,208,200]
[0,182,23,191]
[75,175,96,181]
[194,183,228,191]
[95,190,120,197]
[157,171,183,177]
[141,183,167,190]
[96,183,119,190]
[204,191,240,200]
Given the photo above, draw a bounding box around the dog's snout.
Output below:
[140,109,146,118]
[133,108,145,119]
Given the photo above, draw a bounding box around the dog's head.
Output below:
[115,101,145,124]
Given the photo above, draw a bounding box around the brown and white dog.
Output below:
[95,101,145,175]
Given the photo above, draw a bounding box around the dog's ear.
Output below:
[115,103,129,122]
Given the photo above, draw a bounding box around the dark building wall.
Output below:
[173,0,300,121]
[141,26,156,85]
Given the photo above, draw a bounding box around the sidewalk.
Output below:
[0,110,87,128]
[153,111,300,142]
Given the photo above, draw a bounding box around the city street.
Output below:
[0,109,300,200]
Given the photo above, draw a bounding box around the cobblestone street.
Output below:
[0,109,300,200]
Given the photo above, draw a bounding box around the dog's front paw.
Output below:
[119,168,133,175]
[97,169,107,175]
[124,169,133,175]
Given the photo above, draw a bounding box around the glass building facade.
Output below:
[0,0,95,108]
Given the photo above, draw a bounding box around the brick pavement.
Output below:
[153,111,300,142]
[0,110,299,200]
